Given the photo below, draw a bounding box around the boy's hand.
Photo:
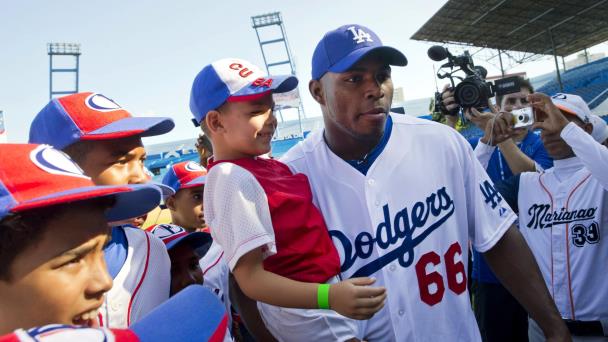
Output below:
[529,93,570,134]
[329,277,386,320]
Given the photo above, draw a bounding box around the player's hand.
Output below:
[529,92,569,134]
[329,277,386,320]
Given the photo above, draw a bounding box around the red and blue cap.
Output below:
[29,92,175,150]
[189,58,298,124]
[148,224,212,251]
[0,285,228,342]
[0,144,161,222]
[161,161,207,197]
[311,24,408,80]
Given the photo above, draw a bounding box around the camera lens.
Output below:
[455,82,481,107]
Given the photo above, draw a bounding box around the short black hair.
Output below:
[0,197,114,281]
[496,76,534,107]
[62,140,95,165]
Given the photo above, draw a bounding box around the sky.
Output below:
[2,0,607,146]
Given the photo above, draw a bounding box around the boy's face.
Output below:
[0,204,112,332]
[78,136,148,186]
[215,93,277,158]
[168,242,203,296]
[167,185,206,232]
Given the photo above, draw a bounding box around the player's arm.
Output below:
[232,247,385,320]
[483,226,569,341]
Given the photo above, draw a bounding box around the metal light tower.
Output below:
[48,43,81,100]
[251,12,304,136]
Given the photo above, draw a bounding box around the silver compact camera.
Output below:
[511,107,534,128]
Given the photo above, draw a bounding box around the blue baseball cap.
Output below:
[29,92,175,150]
[148,224,212,251]
[311,24,408,80]
[189,58,298,124]
[161,161,207,199]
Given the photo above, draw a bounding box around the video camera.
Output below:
[428,45,521,115]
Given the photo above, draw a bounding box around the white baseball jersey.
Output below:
[505,123,608,322]
[281,113,516,341]
[199,240,232,328]
[98,226,171,328]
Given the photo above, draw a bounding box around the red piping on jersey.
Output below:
[563,173,592,320]
[127,232,151,326]
[97,313,103,327]
[539,174,555,299]
[203,251,224,276]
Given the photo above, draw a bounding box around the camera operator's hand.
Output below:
[529,93,569,134]
[467,106,498,131]
[441,84,459,115]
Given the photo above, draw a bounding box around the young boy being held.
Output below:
[0,144,161,334]
[190,58,386,341]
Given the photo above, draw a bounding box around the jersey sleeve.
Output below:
[561,122,608,190]
[460,136,517,253]
[204,163,277,271]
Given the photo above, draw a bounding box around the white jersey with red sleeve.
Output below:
[98,226,171,328]
[280,113,517,341]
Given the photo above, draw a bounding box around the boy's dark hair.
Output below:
[62,140,95,165]
[0,197,115,281]
[496,77,534,107]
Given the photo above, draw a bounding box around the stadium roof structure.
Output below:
[411,0,608,57]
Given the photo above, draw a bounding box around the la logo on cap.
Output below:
[85,93,122,112]
[347,26,373,44]
[30,145,90,180]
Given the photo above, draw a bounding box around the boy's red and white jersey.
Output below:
[99,227,170,328]
[204,157,340,283]
[281,114,517,341]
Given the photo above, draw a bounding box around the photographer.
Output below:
[442,77,553,342]
[496,93,608,341]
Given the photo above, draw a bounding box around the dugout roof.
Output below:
[411,0,608,57]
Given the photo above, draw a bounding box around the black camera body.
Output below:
[428,46,520,113]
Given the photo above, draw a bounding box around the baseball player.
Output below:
[0,285,229,342]
[148,224,211,295]
[0,143,161,334]
[150,161,231,321]
[280,24,569,341]
[494,93,608,340]
[28,92,174,328]
[190,57,387,341]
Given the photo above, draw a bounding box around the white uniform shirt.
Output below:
[98,226,170,328]
[512,123,608,322]
[281,113,516,341]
